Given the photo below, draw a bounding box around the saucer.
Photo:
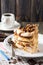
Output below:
[0,21,21,31]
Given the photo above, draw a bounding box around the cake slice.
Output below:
[13,24,39,53]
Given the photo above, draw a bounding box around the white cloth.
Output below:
[0,42,29,65]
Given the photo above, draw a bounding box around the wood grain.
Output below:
[0,0,43,22]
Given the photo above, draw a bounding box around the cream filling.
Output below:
[16,29,24,35]
[20,32,34,37]
[16,43,23,49]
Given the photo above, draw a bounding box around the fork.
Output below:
[8,38,15,58]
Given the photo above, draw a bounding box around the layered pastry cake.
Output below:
[13,24,38,53]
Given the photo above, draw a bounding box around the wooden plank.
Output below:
[1,0,43,22]
[16,0,31,21]
[1,0,16,15]
[31,0,43,22]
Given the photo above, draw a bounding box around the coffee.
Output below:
[4,14,11,16]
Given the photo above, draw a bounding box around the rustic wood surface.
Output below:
[0,0,43,22]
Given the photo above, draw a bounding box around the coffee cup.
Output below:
[1,13,15,28]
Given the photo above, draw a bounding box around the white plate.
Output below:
[4,34,43,58]
[0,21,20,31]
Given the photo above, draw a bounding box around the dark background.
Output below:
[0,0,43,22]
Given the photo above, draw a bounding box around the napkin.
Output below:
[0,42,7,52]
[0,42,12,60]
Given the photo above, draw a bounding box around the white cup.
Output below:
[1,13,15,28]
